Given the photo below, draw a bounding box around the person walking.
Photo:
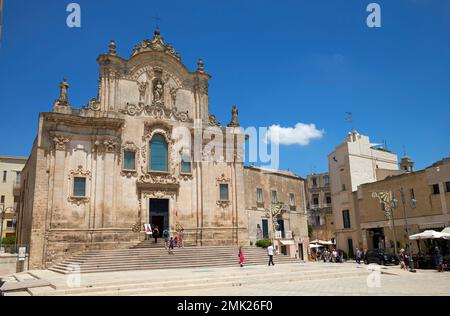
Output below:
[267,243,275,266]
[178,229,184,248]
[399,249,408,271]
[434,246,443,272]
[168,237,175,254]
[153,226,159,244]
[355,248,362,264]
[163,228,170,249]
[239,246,245,267]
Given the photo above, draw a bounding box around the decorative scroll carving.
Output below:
[103,139,118,153]
[138,173,179,186]
[120,102,191,122]
[67,196,90,206]
[93,137,120,153]
[179,174,193,181]
[53,135,70,151]
[216,174,231,183]
[143,191,176,200]
[69,165,92,180]
[131,30,181,61]
[216,200,231,208]
[131,222,141,233]
[84,98,101,111]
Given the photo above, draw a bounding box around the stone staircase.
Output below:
[34,265,370,296]
[49,244,300,274]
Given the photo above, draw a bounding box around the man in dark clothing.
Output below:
[153,226,159,244]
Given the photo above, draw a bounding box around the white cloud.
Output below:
[267,123,324,146]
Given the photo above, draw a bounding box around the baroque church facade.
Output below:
[17,31,309,269]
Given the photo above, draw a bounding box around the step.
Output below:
[40,270,368,296]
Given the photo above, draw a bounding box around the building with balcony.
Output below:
[0,156,27,240]
[305,172,334,242]
[244,166,309,260]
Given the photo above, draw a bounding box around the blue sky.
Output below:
[0,0,449,177]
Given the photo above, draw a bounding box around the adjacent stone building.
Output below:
[17,31,308,269]
[0,156,27,240]
[356,157,450,253]
[328,131,400,257]
[244,166,309,260]
[305,172,334,241]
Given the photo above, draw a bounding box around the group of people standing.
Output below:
[320,248,345,263]
[144,224,184,254]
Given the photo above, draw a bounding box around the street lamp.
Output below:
[372,191,399,255]
[394,187,416,272]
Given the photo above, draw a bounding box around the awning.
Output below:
[280,240,295,245]
[419,222,446,229]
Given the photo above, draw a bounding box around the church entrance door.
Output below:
[149,199,169,232]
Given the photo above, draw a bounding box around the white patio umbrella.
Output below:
[309,244,324,249]
[409,230,444,240]
[440,227,450,240]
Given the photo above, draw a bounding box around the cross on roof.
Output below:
[153,15,161,32]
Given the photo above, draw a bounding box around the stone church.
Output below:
[17,30,309,269]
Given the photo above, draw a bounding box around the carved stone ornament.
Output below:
[175,222,184,233]
[67,196,90,206]
[121,170,138,178]
[216,200,231,208]
[179,173,193,181]
[216,174,231,183]
[143,191,176,200]
[104,139,118,153]
[93,138,120,153]
[120,102,191,122]
[69,165,92,180]
[84,98,101,111]
[131,30,181,61]
[53,135,70,151]
[209,114,220,127]
[131,222,141,233]
[138,173,179,186]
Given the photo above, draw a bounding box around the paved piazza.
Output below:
[3,262,450,296]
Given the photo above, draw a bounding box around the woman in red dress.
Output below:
[239,246,245,267]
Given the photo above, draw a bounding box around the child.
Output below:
[168,237,175,254]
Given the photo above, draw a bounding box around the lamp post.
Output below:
[372,191,398,255]
[393,187,416,272]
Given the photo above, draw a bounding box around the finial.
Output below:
[227,105,240,127]
[197,58,205,73]
[108,40,117,55]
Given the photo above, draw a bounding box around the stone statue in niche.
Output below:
[137,81,148,102]
[170,86,179,106]
[153,78,164,104]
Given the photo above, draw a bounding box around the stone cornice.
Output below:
[43,112,125,130]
